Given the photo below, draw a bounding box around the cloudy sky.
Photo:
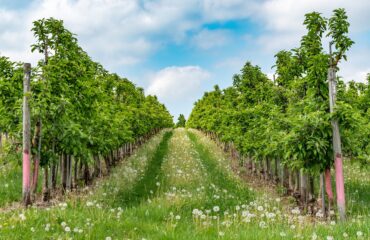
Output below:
[1,0,370,119]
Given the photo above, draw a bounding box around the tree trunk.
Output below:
[84,162,90,185]
[74,157,78,188]
[105,155,111,174]
[51,163,58,190]
[61,153,67,193]
[288,169,294,192]
[42,166,50,202]
[93,155,101,178]
[320,173,326,217]
[300,169,307,204]
[31,120,41,194]
[325,168,334,206]
[294,170,300,193]
[274,159,279,183]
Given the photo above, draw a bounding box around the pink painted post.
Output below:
[22,63,32,206]
[335,154,346,219]
[23,151,31,194]
[328,43,346,221]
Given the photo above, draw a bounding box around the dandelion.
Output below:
[356,231,363,237]
[45,224,50,232]
[19,213,26,221]
[105,237,112,240]
[280,232,287,237]
[61,222,67,227]
[343,233,348,238]
[312,232,318,240]
[86,201,94,207]
[257,206,264,211]
[327,236,334,240]
[235,205,240,211]
[65,226,71,232]
[291,208,300,215]
[330,220,336,225]
[242,211,249,217]
[213,206,220,212]
[259,221,266,228]
[175,215,181,220]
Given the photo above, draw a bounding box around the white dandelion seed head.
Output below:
[19,213,26,221]
[280,232,287,237]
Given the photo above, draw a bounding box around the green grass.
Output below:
[0,154,43,208]
[0,163,22,207]
[107,131,173,207]
[0,129,369,239]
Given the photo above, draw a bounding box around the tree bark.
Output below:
[61,153,68,193]
[300,169,307,204]
[42,166,50,202]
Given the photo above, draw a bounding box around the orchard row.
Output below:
[0,18,173,205]
[187,9,367,220]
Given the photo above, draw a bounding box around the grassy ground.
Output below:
[0,163,22,207]
[0,129,369,239]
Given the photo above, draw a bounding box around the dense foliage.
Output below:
[0,18,173,202]
[187,9,366,216]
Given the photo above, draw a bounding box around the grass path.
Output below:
[0,129,369,239]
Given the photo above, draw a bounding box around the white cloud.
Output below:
[202,0,259,21]
[250,0,370,82]
[146,66,210,100]
[146,65,210,118]
[1,0,370,89]
[192,29,231,50]
[0,0,262,68]
[0,0,199,68]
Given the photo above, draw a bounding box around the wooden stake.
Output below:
[328,42,346,221]
[22,63,32,206]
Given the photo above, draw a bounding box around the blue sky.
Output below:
[1,0,370,120]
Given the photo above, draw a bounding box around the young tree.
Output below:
[176,114,186,128]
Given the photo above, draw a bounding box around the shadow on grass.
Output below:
[111,131,173,208]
